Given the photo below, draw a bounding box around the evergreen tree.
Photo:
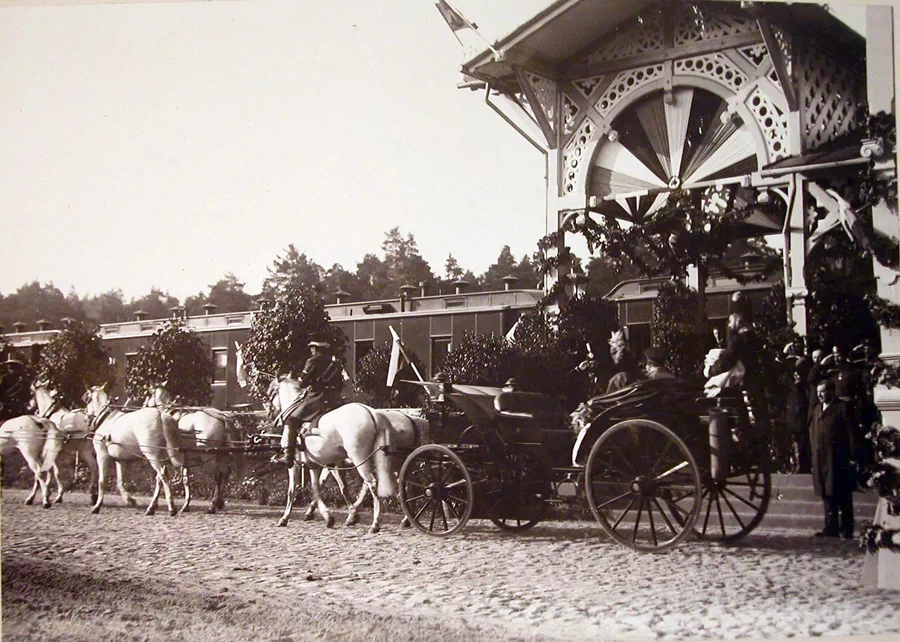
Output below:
[36,320,115,408]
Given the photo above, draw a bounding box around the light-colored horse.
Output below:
[31,382,99,505]
[0,413,63,508]
[84,385,184,516]
[146,387,245,514]
[269,376,431,533]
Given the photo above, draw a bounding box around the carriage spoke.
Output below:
[722,485,764,511]
[650,496,678,536]
[720,490,746,530]
[715,493,726,537]
[631,496,645,544]
[646,496,658,546]
[404,492,428,503]
[595,490,635,510]
[648,440,673,478]
[699,488,715,535]
[610,497,637,531]
[413,499,432,521]
[654,461,689,482]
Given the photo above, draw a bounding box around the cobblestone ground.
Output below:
[3,488,900,642]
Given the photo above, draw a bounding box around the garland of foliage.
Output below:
[537,190,779,285]
[858,521,900,554]
[650,280,705,379]
[865,293,900,329]
[858,424,900,551]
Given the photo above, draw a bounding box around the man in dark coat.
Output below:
[271,335,344,468]
[708,311,767,434]
[809,378,857,539]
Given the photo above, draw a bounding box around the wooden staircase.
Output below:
[759,474,880,534]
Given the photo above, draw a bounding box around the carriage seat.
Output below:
[493,392,567,431]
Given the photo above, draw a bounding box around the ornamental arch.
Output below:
[459,0,870,335]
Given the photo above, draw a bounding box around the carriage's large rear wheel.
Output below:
[399,444,473,537]
[691,467,771,543]
[585,419,701,552]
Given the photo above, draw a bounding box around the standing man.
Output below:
[709,310,767,433]
[270,334,344,468]
[809,378,857,539]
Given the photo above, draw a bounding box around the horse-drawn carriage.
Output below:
[397,377,771,551]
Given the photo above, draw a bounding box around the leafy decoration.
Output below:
[36,320,115,408]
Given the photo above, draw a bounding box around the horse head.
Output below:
[84,385,110,421]
[145,385,173,409]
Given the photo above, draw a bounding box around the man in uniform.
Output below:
[270,334,344,468]
[643,346,675,380]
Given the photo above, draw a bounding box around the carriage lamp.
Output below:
[433,372,452,403]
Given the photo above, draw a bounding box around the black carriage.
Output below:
[397,378,771,551]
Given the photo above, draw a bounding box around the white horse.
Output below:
[269,376,430,533]
[0,413,63,508]
[84,385,184,516]
[146,387,245,514]
[31,382,99,505]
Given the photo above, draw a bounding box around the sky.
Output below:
[0,0,874,301]
[0,0,551,301]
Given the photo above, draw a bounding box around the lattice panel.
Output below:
[745,87,789,161]
[738,44,768,69]
[574,76,605,100]
[797,45,863,150]
[563,118,596,194]
[563,92,581,137]
[674,54,748,95]
[672,3,759,45]
[526,72,558,135]
[595,65,666,118]
[578,11,665,66]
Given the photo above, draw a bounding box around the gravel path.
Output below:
[3,489,900,641]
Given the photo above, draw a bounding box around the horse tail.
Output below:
[38,418,62,473]
[371,409,397,499]
[161,412,184,468]
[224,416,245,485]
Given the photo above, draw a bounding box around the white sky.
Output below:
[0,0,875,301]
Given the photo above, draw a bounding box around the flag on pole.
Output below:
[433,0,502,59]
[386,326,424,387]
[234,341,248,389]
[830,187,871,252]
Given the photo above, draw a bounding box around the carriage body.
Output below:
[398,378,771,550]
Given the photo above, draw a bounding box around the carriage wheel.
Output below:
[399,444,474,537]
[585,419,701,552]
[488,450,548,532]
[691,467,771,543]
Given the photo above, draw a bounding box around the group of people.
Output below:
[580,296,874,541]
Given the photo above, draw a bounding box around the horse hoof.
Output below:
[42,502,51,510]
[169,509,178,517]
[24,498,33,506]
[303,512,315,522]
[181,505,190,513]
[325,515,335,529]
[54,496,63,504]
[368,524,381,535]
[90,495,98,505]
[401,518,411,528]
[126,498,138,508]
[215,498,225,510]
[345,514,359,527]
[145,508,156,516]
[206,506,217,515]
[90,505,101,515]
[277,519,288,527]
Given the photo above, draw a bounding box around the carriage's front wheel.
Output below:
[399,444,473,537]
[585,419,701,552]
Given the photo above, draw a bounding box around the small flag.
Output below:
[235,341,248,389]
[435,0,476,33]
[386,326,424,386]
[831,188,871,252]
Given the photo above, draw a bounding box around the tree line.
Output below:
[0,227,540,330]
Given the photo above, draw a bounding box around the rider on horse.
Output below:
[270,334,345,468]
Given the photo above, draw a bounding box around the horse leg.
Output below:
[146,469,162,516]
[179,467,191,514]
[52,463,65,504]
[24,476,39,505]
[344,482,369,527]
[207,469,221,515]
[151,462,177,517]
[277,463,299,527]
[355,462,381,534]
[91,446,108,514]
[115,461,137,508]
[22,452,51,509]
[82,444,100,505]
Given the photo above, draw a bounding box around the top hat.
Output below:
[307,333,331,348]
[643,346,665,365]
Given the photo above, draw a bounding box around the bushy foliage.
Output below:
[125,321,213,405]
[240,281,347,402]
[353,342,427,408]
[36,321,115,408]
[439,332,519,388]
[0,359,33,420]
[651,281,705,379]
